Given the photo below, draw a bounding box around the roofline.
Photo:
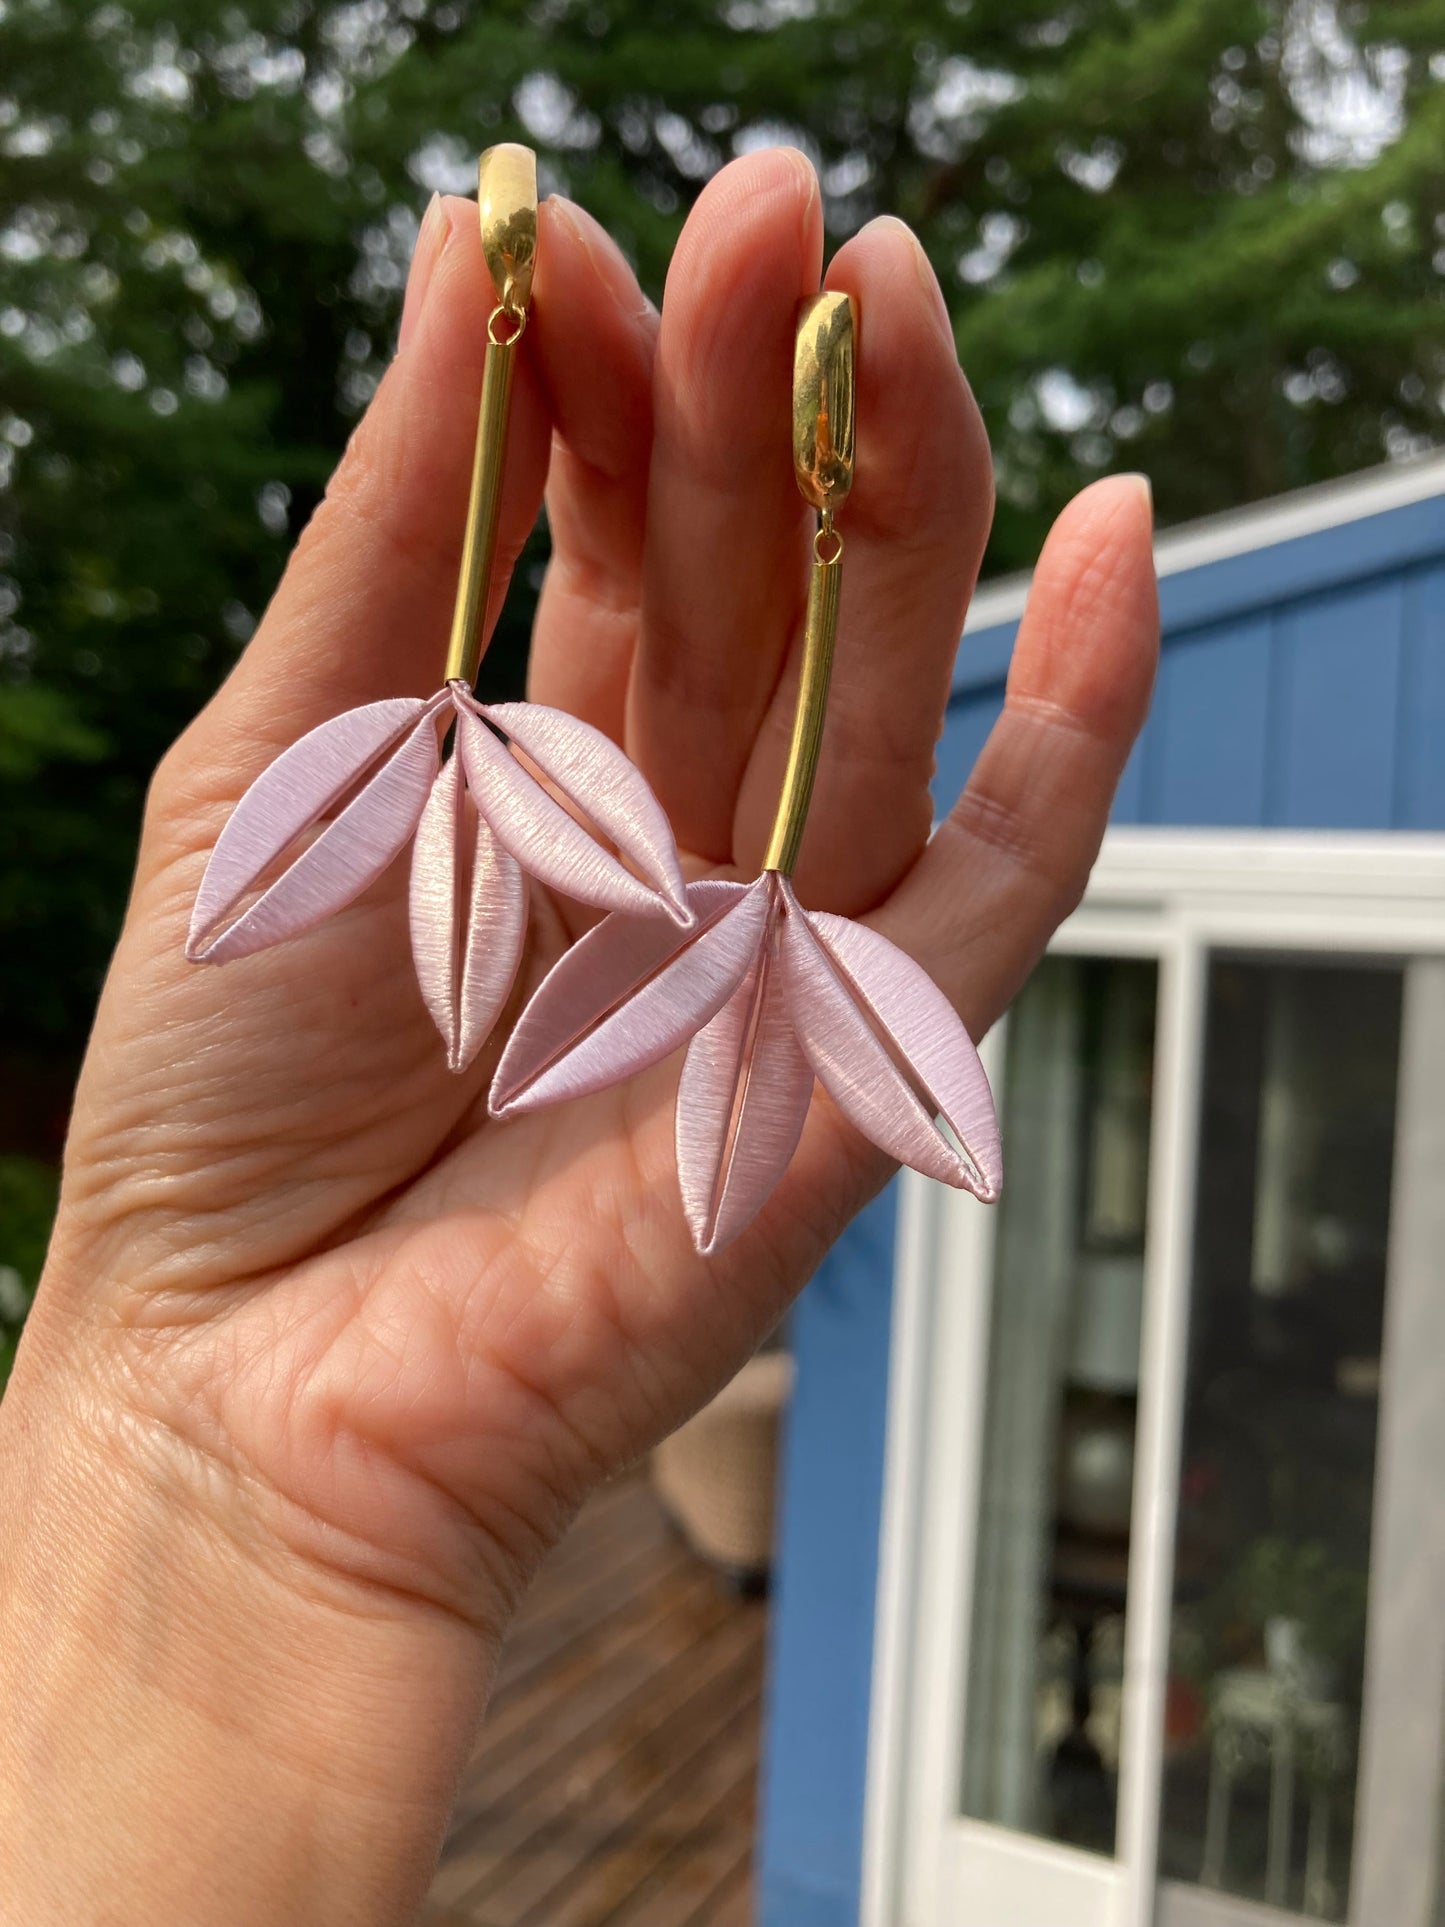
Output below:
[963,449,1445,636]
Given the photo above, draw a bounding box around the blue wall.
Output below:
[759,485,1445,1927]
[758,1192,898,1926]
[935,492,1445,832]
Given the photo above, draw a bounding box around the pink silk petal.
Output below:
[489,878,766,1117]
[676,905,815,1257]
[780,887,1001,1201]
[410,754,527,1073]
[456,699,690,925]
[188,698,440,964]
[480,700,691,926]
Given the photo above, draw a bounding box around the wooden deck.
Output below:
[424,1472,766,1927]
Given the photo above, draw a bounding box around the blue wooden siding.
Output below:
[1395,565,1445,827]
[757,1193,898,1927]
[759,484,1445,1927]
[936,499,1445,832]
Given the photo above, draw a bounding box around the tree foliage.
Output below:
[1,0,1442,1082]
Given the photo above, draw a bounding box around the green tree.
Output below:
[2,0,1442,1095]
[0,1154,58,1383]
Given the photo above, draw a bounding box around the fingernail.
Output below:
[861,215,953,340]
[549,194,656,322]
[398,194,448,354]
[775,144,821,222]
[1119,471,1154,523]
[905,223,954,339]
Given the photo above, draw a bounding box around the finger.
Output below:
[627,148,824,862]
[882,473,1159,1030]
[360,496,1153,1511]
[167,198,543,789]
[163,189,651,822]
[527,197,659,743]
[733,216,994,914]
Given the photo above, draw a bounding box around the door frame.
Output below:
[861,828,1445,1927]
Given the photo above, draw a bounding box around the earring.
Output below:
[187,144,692,1070]
[489,293,1001,1254]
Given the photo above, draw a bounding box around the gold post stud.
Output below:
[763,291,857,876]
[443,144,538,689]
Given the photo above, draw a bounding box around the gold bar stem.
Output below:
[443,333,517,687]
[763,537,843,875]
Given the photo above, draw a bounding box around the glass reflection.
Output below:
[1159,960,1402,1920]
[961,956,1157,1855]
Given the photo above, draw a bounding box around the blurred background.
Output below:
[4,3,1443,1277]
[3,6,1444,1922]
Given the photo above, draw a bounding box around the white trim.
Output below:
[864,1032,1008,1927]
[963,453,1445,636]
[862,1166,953,1927]
[862,826,1445,1927]
[1082,828,1445,905]
[1349,960,1445,1927]
[1117,935,1206,1927]
[1157,1880,1322,1927]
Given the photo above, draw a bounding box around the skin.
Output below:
[0,149,1158,1925]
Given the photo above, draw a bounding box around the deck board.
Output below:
[425,1472,763,1927]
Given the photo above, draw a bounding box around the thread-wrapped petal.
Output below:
[410,752,527,1072]
[676,896,814,1256]
[490,879,765,1116]
[780,888,1001,1200]
[458,697,691,924]
[187,697,439,964]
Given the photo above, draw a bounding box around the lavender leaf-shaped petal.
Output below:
[188,697,441,964]
[458,698,691,925]
[489,879,766,1117]
[676,910,814,1256]
[410,752,527,1072]
[481,700,691,924]
[781,890,1001,1200]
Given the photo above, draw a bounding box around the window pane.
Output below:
[1159,960,1402,1920]
[960,956,1157,1856]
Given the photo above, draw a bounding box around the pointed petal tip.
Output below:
[784,909,1003,1197]
[685,1208,750,1259]
[948,1099,1003,1204]
[681,1189,729,1259]
[650,847,695,926]
[934,1100,1003,1203]
[486,1056,539,1116]
[955,1162,1002,1206]
[185,902,216,963]
[184,924,227,965]
[976,1160,1004,1206]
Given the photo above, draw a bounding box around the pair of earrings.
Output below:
[187,145,1001,1256]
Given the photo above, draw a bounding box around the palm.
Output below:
[46,151,1156,1624]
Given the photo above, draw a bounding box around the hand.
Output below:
[0,149,1156,1925]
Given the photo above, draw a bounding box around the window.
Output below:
[962,958,1157,1856]
[866,834,1445,1927]
[1159,960,1402,1918]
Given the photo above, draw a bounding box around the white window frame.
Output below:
[862,828,1445,1927]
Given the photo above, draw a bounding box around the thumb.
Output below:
[167,194,552,808]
